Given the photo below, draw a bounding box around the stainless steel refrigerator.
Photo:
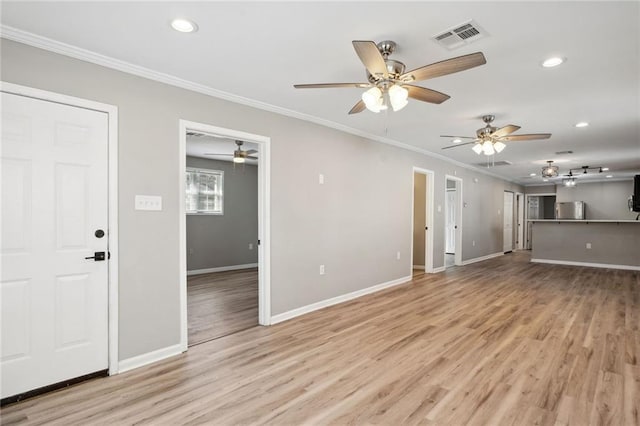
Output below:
[555,201,585,220]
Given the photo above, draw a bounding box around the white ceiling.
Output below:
[2,2,639,185]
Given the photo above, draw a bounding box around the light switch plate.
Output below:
[135,195,162,211]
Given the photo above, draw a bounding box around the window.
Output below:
[186,167,224,214]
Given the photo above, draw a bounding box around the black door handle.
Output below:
[85,252,106,261]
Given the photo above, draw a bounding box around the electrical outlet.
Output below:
[396,251,401,260]
[249,243,253,250]
[437,205,442,213]
[472,240,476,246]
[319,174,324,184]
[319,265,325,275]
[586,243,592,249]
[188,248,194,255]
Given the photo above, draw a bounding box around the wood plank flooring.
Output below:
[188,268,258,345]
[2,252,639,425]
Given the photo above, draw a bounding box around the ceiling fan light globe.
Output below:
[493,141,506,153]
[233,156,245,164]
[362,87,382,111]
[390,97,408,112]
[482,140,495,155]
[388,84,408,102]
[472,144,483,155]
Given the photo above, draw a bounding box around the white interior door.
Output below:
[1,92,109,399]
[503,191,514,253]
[445,190,456,253]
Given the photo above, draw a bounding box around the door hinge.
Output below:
[257,240,261,246]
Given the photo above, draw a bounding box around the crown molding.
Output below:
[0,24,512,182]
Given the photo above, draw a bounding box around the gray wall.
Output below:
[186,156,257,271]
[556,180,635,220]
[1,40,523,361]
[532,222,640,266]
[412,173,426,266]
[525,185,556,194]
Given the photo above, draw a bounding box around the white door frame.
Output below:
[410,167,435,274]
[178,120,271,351]
[1,81,120,374]
[445,175,463,267]
[516,192,525,250]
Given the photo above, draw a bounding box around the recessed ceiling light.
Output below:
[542,57,565,68]
[575,121,589,128]
[601,167,609,171]
[171,18,198,33]
[542,178,549,182]
[529,173,536,177]
[606,175,613,178]
[452,138,462,144]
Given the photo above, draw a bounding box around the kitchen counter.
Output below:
[529,220,640,270]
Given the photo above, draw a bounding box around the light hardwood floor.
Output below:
[188,268,258,346]
[2,252,639,425]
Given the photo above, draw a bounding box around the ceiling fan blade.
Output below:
[293,83,371,89]
[352,40,388,79]
[442,141,478,149]
[348,100,367,115]
[440,135,476,139]
[491,125,521,138]
[204,153,233,156]
[499,133,552,141]
[245,149,258,155]
[401,52,487,82]
[246,156,258,160]
[405,85,450,104]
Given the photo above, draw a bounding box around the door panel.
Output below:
[1,92,109,399]
[445,190,456,253]
[503,192,514,252]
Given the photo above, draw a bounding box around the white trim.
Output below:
[411,168,435,275]
[531,258,640,271]
[0,81,120,375]
[432,266,446,273]
[445,175,463,267]
[179,120,271,352]
[271,275,412,325]
[412,265,425,270]
[117,344,184,373]
[462,252,504,266]
[187,263,258,276]
[0,25,515,184]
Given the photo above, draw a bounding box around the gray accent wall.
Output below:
[1,39,524,361]
[555,180,635,220]
[186,156,258,271]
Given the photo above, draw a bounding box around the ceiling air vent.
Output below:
[433,20,489,50]
[474,160,512,167]
[555,150,574,155]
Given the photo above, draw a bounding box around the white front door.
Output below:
[445,190,456,253]
[503,191,514,253]
[1,92,109,399]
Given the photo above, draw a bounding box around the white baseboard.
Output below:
[412,265,425,270]
[118,343,184,373]
[270,274,412,325]
[462,252,504,266]
[432,266,446,273]
[531,258,640,271]
[187,263,258,276]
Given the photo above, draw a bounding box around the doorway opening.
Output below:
[179,121,270,351]
[515,192,525,250]
[444,175,463,268]
[524,193,556,249]
[411,168,434,275]
[503,191,514,253]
